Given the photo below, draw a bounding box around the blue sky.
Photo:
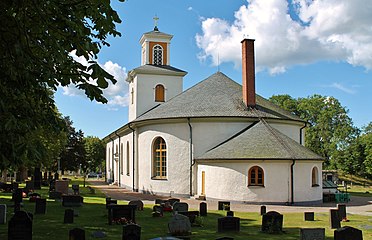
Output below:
[55,0,372,138]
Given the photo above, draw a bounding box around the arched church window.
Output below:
[126,141,130,176]
[153,45,163,65]
[312,167,319,187]
[155,84,165,102]
[248,166,264,186]
[152,137,167,179]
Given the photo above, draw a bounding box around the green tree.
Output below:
[269,94,357,168]
[84,136,105,173]
[0,1,123,169]
[360,122,372,178]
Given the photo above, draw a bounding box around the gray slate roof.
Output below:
[129,64,187,75]
[196,120,323,161]
[134,72,302,122]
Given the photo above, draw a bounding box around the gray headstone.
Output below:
[152,205,164,217]
[300,228,325,240]
[261,211,283,234]
[0,204,6,224]
[334,226,363,240]
[260,205,266,215]
[330,208,341,229]
[199,202,207,216]
[122,224,141,240]
[173,202,188,212]
[218,216,240,232]
[168,214,191,237]
[128,200,144,211]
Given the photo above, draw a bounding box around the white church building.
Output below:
[103,25,324,204]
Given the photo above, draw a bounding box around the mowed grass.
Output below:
[0,180,371,240]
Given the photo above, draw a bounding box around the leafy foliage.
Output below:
[0,0,123,169]
[83,136,105,173]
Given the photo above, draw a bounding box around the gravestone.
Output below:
[55,180,69,195]
[106,198,118,209]
[64,209,74,224]
[62,195,83,207]
[152,205,164,217]
[155,199,164,205]
[108,205,136,225]
[49,191,62,199]
[334,226,363,240]
[0,204,6,224]
[69,227,85,240]
[54,172,59,180]
[128,200,144,211]
[72,184,79,195]
[178,211,199,224]
[8,211,33,240]
[168,214,191,237]
[33,167,42,190]
[226,211,234,217]
[25,181,34,192]
[122,224,141,240]
[29,192,41,202]
[173,202,188,213]
[199,202,207,216]
[261,211,283,234]
[337,204,347,221]
[260,205,266,215]
[49,179,56,192]
[330,208,341,229]
[163,201,173,212]
[217,216,240,232]
[300,228,325,240]
[168,198,180,207]
[304,212,314,221]
[13,188,23,213]
[218,201,230,211]
[35,198,47,214]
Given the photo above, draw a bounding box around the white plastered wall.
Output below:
[293,161,323,202]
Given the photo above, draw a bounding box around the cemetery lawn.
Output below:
[0,180,371,240]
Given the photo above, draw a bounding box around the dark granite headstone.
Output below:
[54,172,59,180]
[334,226,363,240]
[261,211,283,234]
[199,202,207,216]
[33,167,42,190]
[0,204,6,224]
[29,192,41,202]
[8,211,33,240]
[337,204,347,221]
[152,205,164,217]
[35,198,46,214]
[69,227,85,240]
[218,216,240,232]
[62,195,83,207]
[218,201,230,211]
[173,202,189,212]
[304,212,314,221]
[72,184,80,195]
[49,179,56,192]
[13,188,23,213]
[49,191,62,199]
[155,199,164,205]
[178,211,199,224]
[226,211,234,217]
[122,224,141,240]
[128,200,144,211]
[330,208,341,229]
[300,228,325,240]
[25,181,34,192]
[260,205,266,215]
[64,209,74,224]
[106,199,118,209]
[108,205,136,225]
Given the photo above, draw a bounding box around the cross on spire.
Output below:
[153,15,159,31]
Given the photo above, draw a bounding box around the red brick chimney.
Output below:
[241,38,256,108]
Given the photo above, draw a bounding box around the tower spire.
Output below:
[153,15,159,31]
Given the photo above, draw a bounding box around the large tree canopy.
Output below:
[269,94,358,169]
[0,1,123,169]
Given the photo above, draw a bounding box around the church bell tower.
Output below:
[126,17,187,122]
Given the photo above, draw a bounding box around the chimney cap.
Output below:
[241,38,255,43]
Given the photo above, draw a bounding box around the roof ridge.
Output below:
[260,118,297,159]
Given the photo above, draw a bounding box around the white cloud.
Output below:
[196,0,372,74]
[329,83,357,94]
[61,52,129,109]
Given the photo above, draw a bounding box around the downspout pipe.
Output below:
[108,136,115,184]
[187,118,193,196]
[128,124,136,192]
[114,131,121,187]
[291,123,307,204]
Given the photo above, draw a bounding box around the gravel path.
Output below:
[88,180,372,216]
